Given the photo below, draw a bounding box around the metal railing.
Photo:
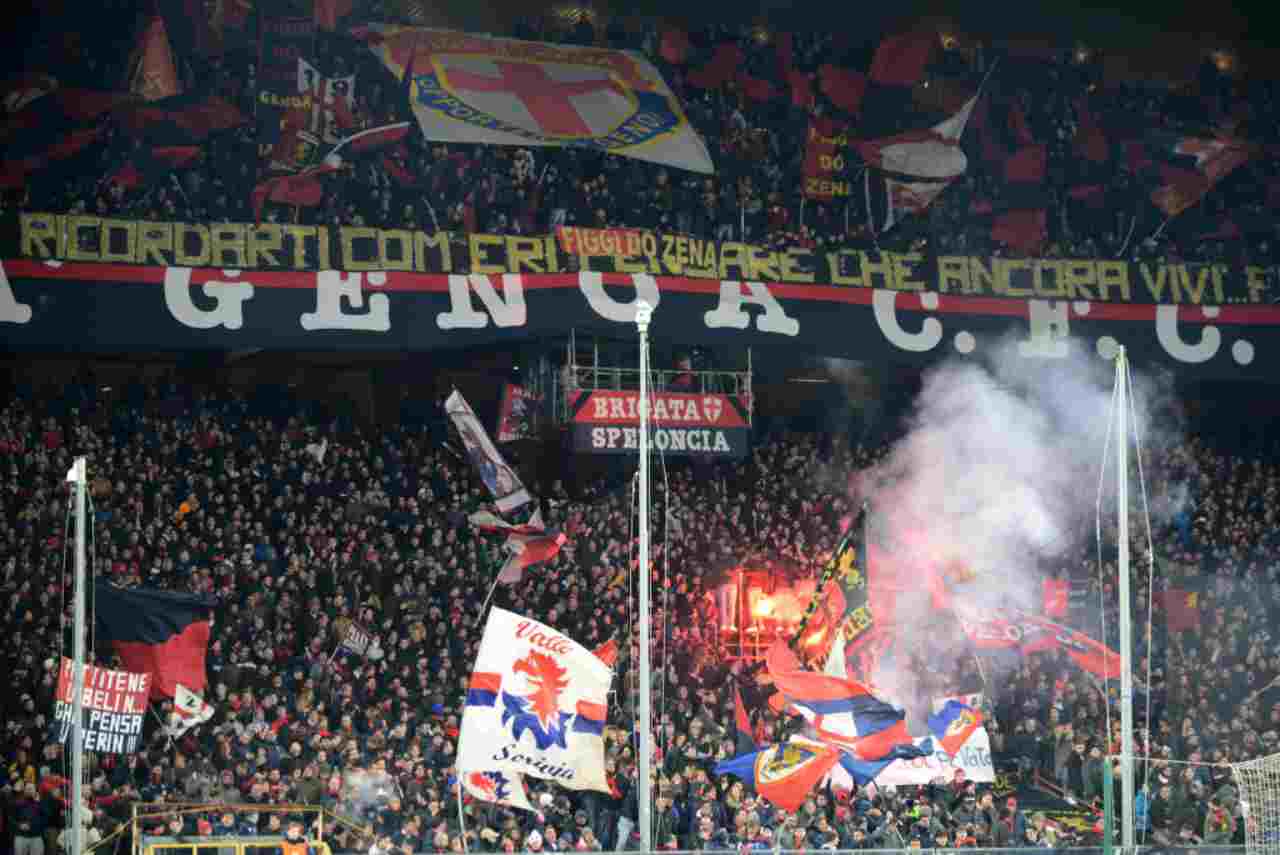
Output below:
[141,836,334,855]
[171,847,1244,855]
[132,803,371,855]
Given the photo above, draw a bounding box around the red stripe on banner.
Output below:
[469,672,502,694]
[7,260,1280,326]
[112,619,211,700]
[576,700,606,721]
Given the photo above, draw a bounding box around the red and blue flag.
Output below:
[714,737,842,812]
[927,700,984,757]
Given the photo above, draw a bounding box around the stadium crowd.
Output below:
[0,376,1277,854]
[7,13,1280,271]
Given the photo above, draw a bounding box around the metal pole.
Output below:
[70,456,88,855]
[1103,759,1115,855]
[1115,348,1136,855]
[455,776,468,854]
[635,300,653,854]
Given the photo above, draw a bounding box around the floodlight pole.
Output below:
[1115,348,1136,855]
[69,457,89,855]
[635,300,653,855]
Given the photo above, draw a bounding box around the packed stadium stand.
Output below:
[1,369,1278,852]
[3,3,1280,855]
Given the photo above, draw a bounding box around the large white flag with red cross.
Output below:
[359,25,714,174]
[458,607,611,792]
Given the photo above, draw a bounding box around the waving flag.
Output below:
[362,25,713,174]
[0,87,130,187]
[1018,614,1120,679]
[868,31,935,88]
[591,638,618,668]
[956,608,1119,679]
[168,683,215,738]
[112,93,246,145]
[498,526,568,585]
[447,391,532,513]
[461,770,534,812]
[470,508,566,585]
[795,505,876,667]
[734,683,757,754]
[857,96,978,231]
[766,642,927,763]
[927,700,983,758]
[93,582,216,700]
[1149,135,1251,218]
[458,608,611,792]
[470,508,545,535]
[714,737,841,812]
[127,16,182,102]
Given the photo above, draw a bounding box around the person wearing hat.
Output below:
[1005,795,1027,843]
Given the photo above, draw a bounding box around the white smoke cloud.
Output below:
[342,769,400,819]
[859,338,1182,707]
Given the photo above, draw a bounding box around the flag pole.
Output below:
[455,774,469,854]
[1115,347,1136,855]
[68,457,89,855]
[635,300,654,854]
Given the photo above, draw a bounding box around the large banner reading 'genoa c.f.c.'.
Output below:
[568,390,751,458]
[5,214,1280,377]
[4,257,1280,379]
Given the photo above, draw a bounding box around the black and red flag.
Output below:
[106,145,201,192]
[1146,134,1252,219]
[93,581,216,700]
[969,93,1049,254]
[0,87,130,188]
[111,92,246,145]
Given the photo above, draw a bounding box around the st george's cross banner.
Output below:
[359,25,714,174]
[458,607,612,792]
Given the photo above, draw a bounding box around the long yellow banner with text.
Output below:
[14,213,1276,306]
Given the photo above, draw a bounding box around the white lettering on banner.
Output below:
[300,270,390,331]
[590,425,732,453]
[872,289,942,352]
[0,261,33,324]
[85,710,143,735]
[704,281,800,336]
[1018,300,1075,359]
[81,731,136,753]
[163,268,254,329]
[1156,304,1220,363]
[577,271,660,322]
[437,274,526,329]
[589,394,724,424]
[7,264,1269,372]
